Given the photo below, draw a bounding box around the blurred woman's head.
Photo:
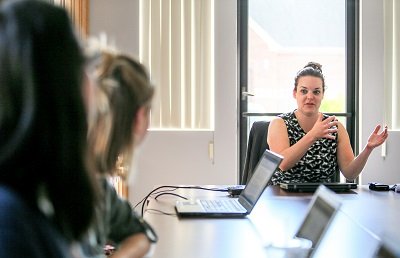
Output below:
[86,49,154,176]
[0,0,96,240]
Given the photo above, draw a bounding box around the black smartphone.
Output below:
[369,182,390,191]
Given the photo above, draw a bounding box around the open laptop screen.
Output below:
[295,185,342,248]
[239,150,283,212]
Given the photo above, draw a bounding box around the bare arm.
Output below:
[267,117,311,171]
[102,180,153,258]
[111,233,151,258]
[267,113,338,171]
[338,124,388,180]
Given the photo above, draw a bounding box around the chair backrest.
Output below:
[240,121,270,184]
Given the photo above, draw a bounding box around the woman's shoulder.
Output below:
[0,186,71,258]
[269,116,287,130]
[270,116,284,124]
[278,110,295,120]
[272,111,296,126]
[0,186,27,218]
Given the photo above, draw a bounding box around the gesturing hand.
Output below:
[310,113,339,140]
[366,125,388,150]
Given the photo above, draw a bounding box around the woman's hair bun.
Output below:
[304,62,322,73]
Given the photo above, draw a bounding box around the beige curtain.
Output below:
[140,0,214,129]
[54,0,89,39]
[384,0,400,129]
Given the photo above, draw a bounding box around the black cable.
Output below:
[154,192,188,200]
[134,186,178,209]
[139,186,179,216]
[139,185,229,216]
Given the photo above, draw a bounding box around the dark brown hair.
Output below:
[0,0,96,240]
[294,61,326,91]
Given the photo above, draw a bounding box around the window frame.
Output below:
[238,0,359,182]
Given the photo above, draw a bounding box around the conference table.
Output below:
[143,185,400,258]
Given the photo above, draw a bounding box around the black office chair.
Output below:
[240,121,270,184]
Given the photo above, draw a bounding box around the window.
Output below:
[247,0,346,114]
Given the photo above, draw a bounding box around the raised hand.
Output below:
[309,113,339,140]
[366,125,388,150]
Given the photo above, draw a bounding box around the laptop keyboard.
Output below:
[200,199,245,212]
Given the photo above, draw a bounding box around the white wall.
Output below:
[89,0,140,57]
[360,0,400,184]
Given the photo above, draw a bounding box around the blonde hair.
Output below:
[87,50,154,176]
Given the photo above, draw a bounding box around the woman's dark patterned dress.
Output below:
[271,111,338,185]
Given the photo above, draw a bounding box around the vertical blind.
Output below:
[384,0,400,130]
[140,0,214,129]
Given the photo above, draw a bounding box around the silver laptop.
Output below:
[294,185,342,251]
[175,149,283,217]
